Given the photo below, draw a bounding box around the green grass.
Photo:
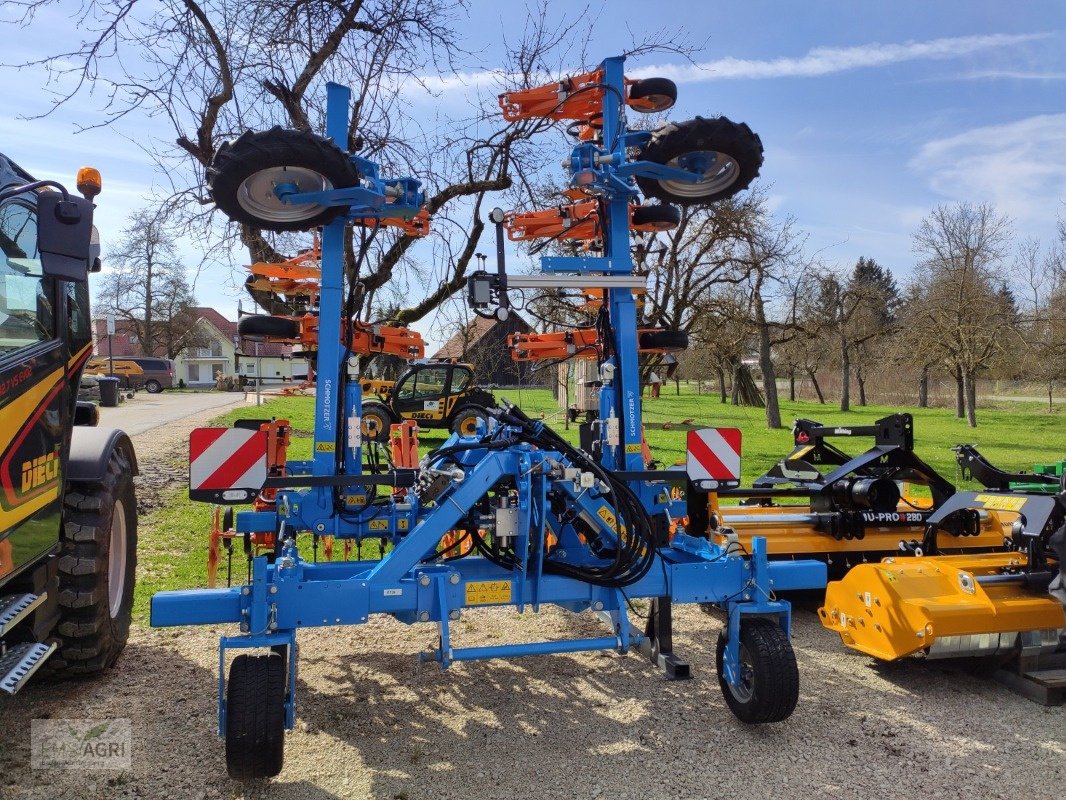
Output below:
[134,387,1066,623]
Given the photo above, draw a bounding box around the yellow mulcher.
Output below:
[820,445,1066,703]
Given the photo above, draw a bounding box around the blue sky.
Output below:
[3,1,1064,349]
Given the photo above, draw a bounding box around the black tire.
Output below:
[628,78,677,112]
[225,653,285,780]
[361,401,395,443]
[47,447,137,677]
[451,406,487,437]
[631,203,681,231]
[208,127,360,233]
[639,330,689,352]
[636,116,763,206]
[144,379,163,394]
[715,618,799,724]
[238,315,301,341]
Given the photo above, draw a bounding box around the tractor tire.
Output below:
[144,379,163,394]
[451,406,488,438]
[631,203,681,231]
[628,77,677,113]
[715,618,799,724]
[639,330,689,352]
[360,401,395,443]
[208,127,360,233]
[225,653,286,780]
[46,447,137,677]
[636,116,763,206]
[238,315,301,341]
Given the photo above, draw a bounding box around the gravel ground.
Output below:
[2,410,1064,800]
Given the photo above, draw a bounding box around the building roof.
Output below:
[433,313,532,360]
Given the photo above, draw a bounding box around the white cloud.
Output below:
[628,33,1049,82]
[951,69,1066,81]
[406,32,1049,98]
[909,114,1066,228]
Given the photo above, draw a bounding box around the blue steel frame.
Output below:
[152,62,826,735]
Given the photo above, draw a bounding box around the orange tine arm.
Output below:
[498,69,604,121]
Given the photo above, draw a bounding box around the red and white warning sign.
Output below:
[189,427,268,503]
[686,428,742,488]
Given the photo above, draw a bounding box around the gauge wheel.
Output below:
[208,127,360,232]
[636,116,763,206]
[715,618,799,724]
[225,653,285,780]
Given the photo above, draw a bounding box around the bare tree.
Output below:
[95,208,206,358]
[909,202,1015,427]
[8,1,689,326]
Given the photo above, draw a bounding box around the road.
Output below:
[96,391,249,436]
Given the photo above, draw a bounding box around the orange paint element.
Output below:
[322,535,334,562]
[504,198,677,245]
[508,327,682,361]
[499,70,669,121]
[352,208,430,238]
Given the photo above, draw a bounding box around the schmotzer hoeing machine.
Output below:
[151,56,826,780]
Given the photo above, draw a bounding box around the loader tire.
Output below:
[636,116,763,205]
[225,653,286,780]
[715,618,798,724]
[208,127,360,232]
[360,401,395,443]
[46,447,137,677]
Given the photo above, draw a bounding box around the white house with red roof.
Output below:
[92,307,298,388]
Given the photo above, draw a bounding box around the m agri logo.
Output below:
[31,719,132,770]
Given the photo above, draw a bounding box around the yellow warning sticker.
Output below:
[974,494,1026,512]
[398,518,409,531]
[368,519,389,531]
[465,580,512,605]
[597,506,628,539]
[625,443,643,453]
[315,442,336,452]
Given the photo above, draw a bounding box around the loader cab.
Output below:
[392,362,475,423]
[0,154,95,581]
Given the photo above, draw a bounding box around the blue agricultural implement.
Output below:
[151,56,826,780]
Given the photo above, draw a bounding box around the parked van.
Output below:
[125,357,175,393]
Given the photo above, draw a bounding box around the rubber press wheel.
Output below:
[225,653,286,780]
[628,77,678,113]
[636,116,764,206]
[208,127,360,233]
[631,203,681,231]
[639,329,689,352]
[238,315,301,341]
[715,618,799,724]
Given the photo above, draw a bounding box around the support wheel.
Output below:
[361,401,395,443]
[639,330,689,352]
[636,116,763,206]
[238,315,301,341]
[225,653,285,780]
[631,203,681,231]
[451,406,487,437]
[715,618,798,723]
[46,446,137,677]
[208,127,360,233]
[628,78,677,113]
